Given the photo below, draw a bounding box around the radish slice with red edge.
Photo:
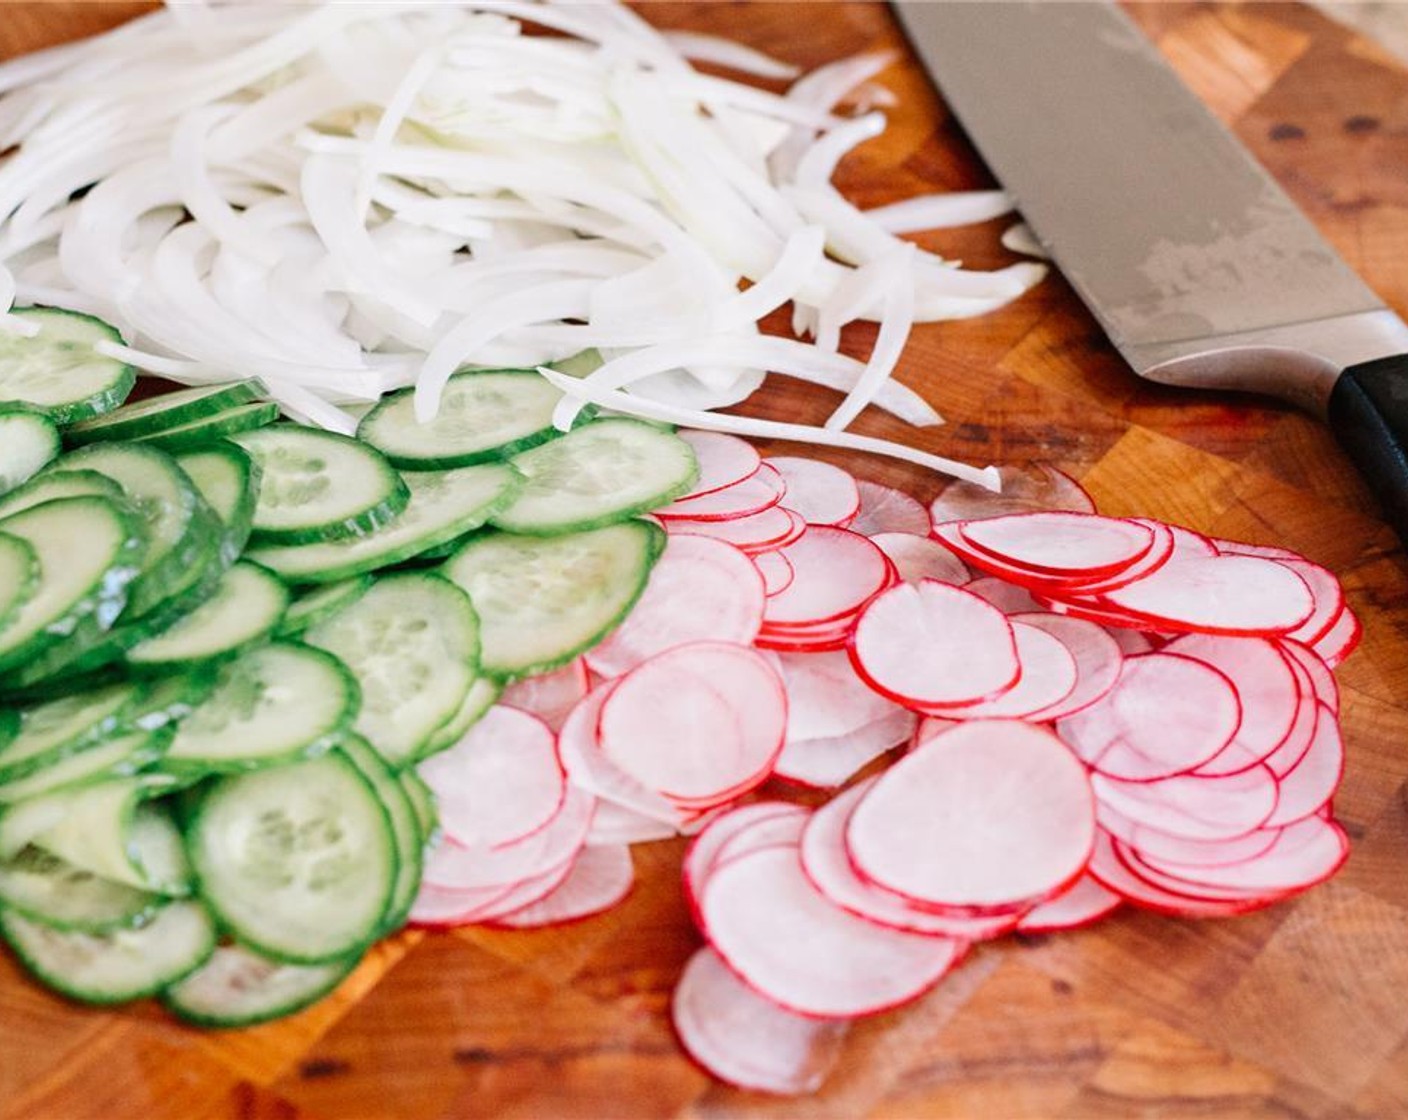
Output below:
[409,879,521,927]
[849,581,1020,710]
[1015,874,1121,933]
[1098,554,1315,637]
[765,457,860,527]
[587,800,679,847]
[416,706,566,851]
[1278,558,1345,646]
[1058,520,1176,595]
[937,621,1078,720]
[1088,831,1283,918]
[1262,705,1343,827]
[958,512,1155,578]
[773,708,916,790]
[930,464,1094,524]
[1212,538,1302,562]
[801,779,1017,938]
[672,948,849,1095]
[1097,803,1280,867]
[776,650,904,743]
[491,844,634,928]
[964,576,1041,615]
[1312,603,1361,669]
[597,641,786,806]
[1091,764,1278,843]
[684,803,809,928]
[762,526,894,628]
[869,532,970,586]
[586,535,765,678]
[712,811,811,869]
[753,549,795,596]
[501,659,590,732]
[676,430,762,499]
[699,842,965,1019]
[850,480,930,536]
[667,504,806,554]
[845,720,1096,914]
[1057,652,1242,782]
[1010,613,1123,722]
[657,462,785,522]
[458,852,580,924]
[1280,639,1339,714]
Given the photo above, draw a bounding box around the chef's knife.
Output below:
[894,1,1408,539]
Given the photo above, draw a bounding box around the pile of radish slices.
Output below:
[407,431,1357,1096]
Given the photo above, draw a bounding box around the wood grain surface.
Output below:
[2,3,1407,1118]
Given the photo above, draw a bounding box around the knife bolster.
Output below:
[1329,355,1408,540]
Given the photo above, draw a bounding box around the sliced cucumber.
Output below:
[417,676,499,761]
[187,753,396,964]
[0,404,60,496]
[0,307,135,425]
[0,531,38,637]
[137,400,280,453]
[177,441,260,567]
[0,496,143,674]
[274,576,372,639]
[0,708,15,751]
[1,899,215,1004]
[336,734,422,935]
[125,562,289,670]
[246,462,521,584]
[398,769,438,845]
[445,520,663,679]
[0,846,164,933]
[65,380,261,444]
[0,682,141,783]
[164,642,358,773]
[0,468,126,521]
[126,801,192,896]
[44,443,210,621]
[357,369,568,468]
[0,771,171,860]
[233,426,410,545]
[127,669,218,732]
[304,573,478,767]
[163,941,358,1028]
[489,418,697,535]
[0,728,168,804]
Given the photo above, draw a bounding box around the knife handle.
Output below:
[1329,355,1408,540]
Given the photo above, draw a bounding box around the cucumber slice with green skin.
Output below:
[0,709,15,751]
[0,682,142,784]
[0,496,144,674]
[305,573,478,768]
[233,426,410,545]
[335,734,422,935]
[0,404,60,496]
[357,369,570,469]
[125,562,289,671]
[177,441,261,568]
[0,468,126,521]
[64,380,262,445]
[136,400,280,453]
[163,941,358,1028]
[446,520,663,680]
[163,642,359,773]
[274,576,372,639]
[416,676,500,762]
[0,771,173,860]
[246,462,521,584]
[1,898,215,1004]
[44,443,210,621]
[489,418,697,536]
[0,307,135,425]
[398,769,438,845]
[126,801,192,896]
[187,752,397,964]
[127,669,218,733]
[0,846,164,933]
[0,728,169,805]
[0,531,38,637]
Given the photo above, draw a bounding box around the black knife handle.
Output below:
[1329,354,1408,540]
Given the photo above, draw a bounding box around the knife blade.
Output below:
[894,0,1408,539]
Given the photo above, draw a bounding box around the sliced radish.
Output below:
[849,581,1020,710]
[587,800,679,847]
[1262,705,1342,827]
[765,457,860,527]
[1087,830,1280,918]
[801,780,1017,939]
[959,512,1154,578]
[672,948,849,1095]
[1091,764,1278,843]
[558,682,684,826]
[964,576,1041,614]
[753,549,795,596]
[776,649,902,743]
[598,641,786,805]
[1056,653,1241,782]
[410,879,520,927]
[458,853,581,924]
[586,535,765,678]
[1015,874,1121,933]
[1056,520,1176,595]
[762,527,893,628]
[1280,639,1339,714]
[1213,539,1302,562]
[869,532,970,586]
[1107,627,1158,656]
[939,621,1079,721]
[929,464,1093,524]
[667,504,807,554]
[1311,603,1361,669]
[684,803,809,928]
[699,843,965,1019]
[492,844,635,928]
[501,659,590,732]
[773,708,916,789]
[845,720,1095,913]
[850,480,930,536]
[1011,613,1123,722]
[1099,554,1315,637]
[1278,558,1346,647]
[712,811,811,869]
[416,706,566,850]
[658,462,786,522]
[1098,803,1280,867]
[676,430,762,499]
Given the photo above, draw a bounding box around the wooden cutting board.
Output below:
[2,4,1407,1117]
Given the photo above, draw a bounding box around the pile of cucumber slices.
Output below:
[0,306,696,1025]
